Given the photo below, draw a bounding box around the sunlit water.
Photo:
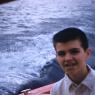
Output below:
[0,0,95,94]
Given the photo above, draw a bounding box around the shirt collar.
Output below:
[82,65,95,91]
[64,65,95,91]
[64,74,73,89]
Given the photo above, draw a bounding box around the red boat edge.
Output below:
[19,83,54,95]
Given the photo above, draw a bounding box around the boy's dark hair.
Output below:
[53,27,88,50]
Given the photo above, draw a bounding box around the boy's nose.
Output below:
[64,53,72,61]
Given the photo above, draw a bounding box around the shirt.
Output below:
[50,65,95,95]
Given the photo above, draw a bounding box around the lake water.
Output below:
[0,0,95,94]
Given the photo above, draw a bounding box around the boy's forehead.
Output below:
[55,40,82,50]
[56,40,81,46]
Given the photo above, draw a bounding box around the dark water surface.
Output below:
[0,0,95,94]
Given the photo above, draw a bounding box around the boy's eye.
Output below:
[70,49,80,55]
[57,51,65,56]
[57,48,80,56]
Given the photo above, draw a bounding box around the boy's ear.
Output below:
[86,48,92,59]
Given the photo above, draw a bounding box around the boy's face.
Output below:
[55,40,91,76]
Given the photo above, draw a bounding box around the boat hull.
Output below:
[19,83,54,95]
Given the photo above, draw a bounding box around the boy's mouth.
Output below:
[64,62,77,68]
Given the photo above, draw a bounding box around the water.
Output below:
[0,0,95,94]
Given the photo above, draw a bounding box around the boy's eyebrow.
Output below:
[69,48,80,51]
